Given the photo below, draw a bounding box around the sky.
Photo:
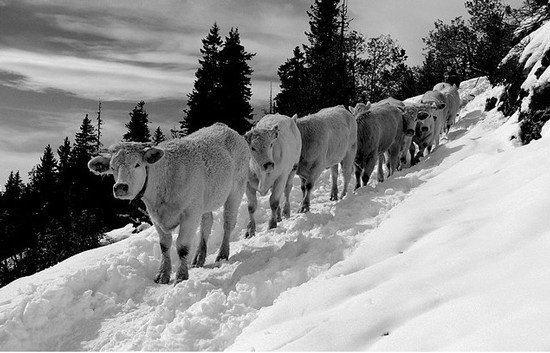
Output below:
[0,0,523,184]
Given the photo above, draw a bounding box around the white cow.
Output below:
[244,114,302,237]
[296,106,357,212]
[88,123,250,284]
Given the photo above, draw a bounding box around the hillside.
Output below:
[1,79,550,350]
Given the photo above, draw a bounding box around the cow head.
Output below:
[245,125,279,174]
[415,111,435,138]
[400,105,419,137]
[88,142,164,200]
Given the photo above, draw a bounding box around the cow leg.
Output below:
[283,168,296,218]
[354,162,363,190]
[269,175,286,229]
[330,164,339,201]
[192,212,213,268]
[377,153,385,183]
[362,152,377,187]
[175,211,201,283]
[340,149,355,198]
[410,143,418,166]
[299,168,321,213]
[154,225,172,284]
[388,145,400,176]
[217,188,242,262]
[245,182,257,239]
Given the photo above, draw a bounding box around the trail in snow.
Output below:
[0,148,424,350]
[1,78,537,351]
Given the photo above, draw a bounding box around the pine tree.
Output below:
[218,28,254,134]
[72,114,98,163]
[182,23,224,135]
[3,171,23,205]
[304,0,352,111]
[57,138,71,178]
[275,47,311,117]
[123,101,151,142]
[30,145,58,201]
[152,126,166,145]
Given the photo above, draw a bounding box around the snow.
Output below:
[1,81,550,350]
[100,222,151,245]
[518,18,550,112]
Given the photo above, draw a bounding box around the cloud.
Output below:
[0,49,194,101]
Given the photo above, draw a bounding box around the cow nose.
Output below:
[114,183,129,196]
[263,162,274,171]
[406,129,415,136]
[421,126,429,132]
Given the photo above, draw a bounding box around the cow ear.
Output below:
[348,106,355,115]
[144,147,164,164]
[244,131,252,144]
[364,102,372,111]
[88,155,112,175]
[291,114,298,121]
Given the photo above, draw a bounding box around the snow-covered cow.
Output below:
[433,82,461,133]
[296,106,357,212]
[88,123,250,284]
[244,114,302,237]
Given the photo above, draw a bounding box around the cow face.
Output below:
[415,113,434,138]
[401,105,419,137]
[245,126,279,174]
[88,144,164,200]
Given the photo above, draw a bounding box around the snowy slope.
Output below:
[1,82,550,351]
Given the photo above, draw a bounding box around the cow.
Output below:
[349,101,414,189]
[88,123,250,284]
[244,114,302,238]
[420,90,448,148]
[409,104,437,166]
[433,82,461,133]
[373,97,419,170]
[296,106,357,213]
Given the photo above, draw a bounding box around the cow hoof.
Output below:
[215,254,229,263]
[192,255,206,268]
[244,228,255,239]
[154,272,171,284]
[282,206,291,219]
[299,205,309,213]
[176,263,189,283]
[268,219,277,230]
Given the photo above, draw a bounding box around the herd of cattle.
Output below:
[88,82,461,284]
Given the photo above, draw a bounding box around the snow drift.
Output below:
[1,82,550,351]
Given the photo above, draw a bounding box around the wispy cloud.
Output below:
[0,49,194,100]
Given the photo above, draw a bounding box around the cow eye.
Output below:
[251,147,256,152]
[135,163,140,168]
